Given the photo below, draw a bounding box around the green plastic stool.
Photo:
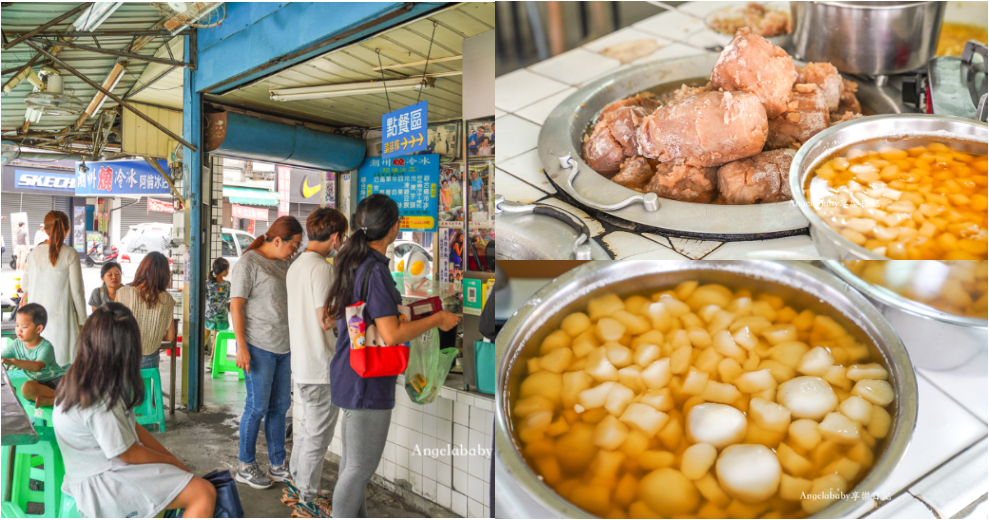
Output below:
[0,429,65,518]
[211,331,245,380]
[135,368,166,433]
[58,494,81,518]
[6,376,54,433]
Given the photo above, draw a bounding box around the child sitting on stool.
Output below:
[1,303,65,408]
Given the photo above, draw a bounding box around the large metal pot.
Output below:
[823,260,989,370]
[789,114,989,260]
[537,56,909,241]
[495,261,918,519]
[791,1,946,76]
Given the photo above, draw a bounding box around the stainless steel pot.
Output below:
[823,260,989,370]
[495,261,918,519]
[789,114,988,260]
[537,56,911,240]
[791,1,946,76]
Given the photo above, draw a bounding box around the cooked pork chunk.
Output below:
[798,62,844,112]
[582,123,625,176]
[766,83,830,150]
[834,79,862,117]
[600,93,660,119]
[665,82,715,104]
[646,162,719,203]
[711,28,798,118]
[717,149,795,204]
[637,91,768,167]
[582,95,660,176]
[603,106,650,157]
[611,156,655,190]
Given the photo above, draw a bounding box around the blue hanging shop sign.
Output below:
[75,159,171,196]
[358,154,439,232]
[382,101,428,159]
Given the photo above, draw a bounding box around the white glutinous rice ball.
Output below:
[777,376,839,420]
[716,444,782,503]
[687,403,747,449]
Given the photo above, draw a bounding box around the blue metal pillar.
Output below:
[183,32,204,411]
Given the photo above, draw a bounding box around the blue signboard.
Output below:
[382,101,428,159]
[75,159,171,196]
[13,169,77,193]
[358,154,438,232]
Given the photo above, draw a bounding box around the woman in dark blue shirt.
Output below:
[324,194,459,518]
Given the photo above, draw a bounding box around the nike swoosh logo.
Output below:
[302,176,320,198]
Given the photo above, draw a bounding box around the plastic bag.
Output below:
[404,327,459,405]
[163,469,245,518]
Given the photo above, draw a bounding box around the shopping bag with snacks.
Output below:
[405,326,459,405]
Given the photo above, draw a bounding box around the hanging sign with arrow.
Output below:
[382,101,428,159]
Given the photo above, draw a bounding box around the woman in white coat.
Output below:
[22,211,87,366]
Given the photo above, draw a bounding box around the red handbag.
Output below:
[345,265,411,378]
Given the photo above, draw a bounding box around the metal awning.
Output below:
[222,186,279,206]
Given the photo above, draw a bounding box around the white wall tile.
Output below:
[494,115,541,165]
[529,48,621,87]
[484,418,494,438]
[454,401,471,426]
[468,452,485,480]
[451,490,467,517]
[702,235,819,260]
[474,398,494,413]
[409,450,423,475]
[454,423,469,449]
[436,461,453,488]
[483,456,491,485]
[514,88,577,126]
[411,471,423,495]
[409,408,423,432]
[492,171,551,205]
[436,484,452,510]
[384,459,396,481]
[423,399,439,417]
[457,393,475,407]
[423,477,437,501]
[483,506,490,518]
[469,407,488,433]
[439,387,458,401]
[384,441,396,463]
[469,429,485,452]
[436,418,453,443]
[496,149,556,196]
[395,464,410,484]
[468,475,485,505]
[396,446,410,469]
[468,498,483,519]
[423,414,437,439]
[495,69,569,113]
[864,494,937,519]
[436,398,454,420]
[453,450,469,473]
[454,467,469,494]
[423,455,437,482]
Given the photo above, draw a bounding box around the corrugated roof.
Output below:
[212,2,495,128]
[1,2,183,133]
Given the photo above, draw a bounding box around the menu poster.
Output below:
[439,164,464,222]
[277,165,291,217]
[437,227,464,291]
[325,171,336,207]
[357,154,439,232]
[73,206,86,253]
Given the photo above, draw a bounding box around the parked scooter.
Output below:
[85,243,116,267]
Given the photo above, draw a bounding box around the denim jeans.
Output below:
[238,343,292,466]
[141,350,161,369]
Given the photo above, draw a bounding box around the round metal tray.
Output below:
[537,54,914,240]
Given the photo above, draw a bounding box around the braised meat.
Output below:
[582,94,660,176]
[646,162,719,203]
[665,82,715,104]
[766,83,830,150]
[600,93,660,119]
[611,156,655,190]
[717,149,795,204]
[637,90,768,167]
[711,28,798,118]
[582,123,625,177]
[834,79,862,118]
[798,62,844,112]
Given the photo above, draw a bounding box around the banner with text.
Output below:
[357,154,439,232]
[231,203,269,221]
[382,101,428,159]
[75,159,170,196]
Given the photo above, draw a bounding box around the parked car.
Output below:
[117,223,254,280]
[220,228,256,270]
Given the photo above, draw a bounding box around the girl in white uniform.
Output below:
[53,303,216,518]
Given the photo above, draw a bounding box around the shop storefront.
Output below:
[1,166,78,266]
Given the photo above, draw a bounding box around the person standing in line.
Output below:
[324,194,460,518]
[116,253,176,370]
[230,216,304,490]
[204,257,231,366]
[89,261,123,312]
[282,208,348,518]
[21,211,86,365]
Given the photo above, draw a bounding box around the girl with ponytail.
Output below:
[324,194,460,517]
[21,210,87,365]
[229,215,303,489]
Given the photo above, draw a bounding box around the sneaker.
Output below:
[292,496,333,518]
[236,462,273,490]
[268,463,292,483]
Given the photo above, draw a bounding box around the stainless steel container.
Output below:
[823,260,989,370]
[791,1,946,76]
[537,56,909,241]
[495,261,918,519]
[789,114,989,260]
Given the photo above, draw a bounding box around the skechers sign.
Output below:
[15,170,77,190]
[75,158,170,196]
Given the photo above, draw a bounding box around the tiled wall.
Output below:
[299,377,495,517]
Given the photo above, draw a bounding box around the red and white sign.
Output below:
[231,203,269,221]
[277,165,291,217]
[147,197,174,213]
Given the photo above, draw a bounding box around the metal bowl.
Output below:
[537,55,912,241]
[705,2,793,50]
[791,1,945,76]
[789,114,989,260]
[495,260,918,519]
[823,260,989,370]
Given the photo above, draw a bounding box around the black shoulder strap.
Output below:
[358,262,375,304]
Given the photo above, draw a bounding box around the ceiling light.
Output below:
[73,2,124,32]
[269,78,434,102]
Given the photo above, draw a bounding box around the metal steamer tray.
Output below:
[537,55,913,240]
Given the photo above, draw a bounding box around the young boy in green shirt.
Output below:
[1,303,66,408]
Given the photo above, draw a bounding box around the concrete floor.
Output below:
[154,358,430,518]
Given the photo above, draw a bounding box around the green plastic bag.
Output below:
[405,327,459,405]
